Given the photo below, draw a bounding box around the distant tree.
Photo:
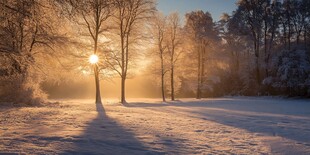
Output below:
[166,12,182,101]
[282,0,293,50]
[111,0,155,104]
[185,11,218,99]
[150,13,168,102]
[300,0,310,50]
[217,13,250,94]
[235,0,267,86]
[263,0,281,77]
[290,0,309,46]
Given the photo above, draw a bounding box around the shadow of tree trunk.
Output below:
[61,103,163,155]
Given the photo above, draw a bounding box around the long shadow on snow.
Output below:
[126,98,310,145]
[123,102,195,154]
[126,98,310,117]
[184,106,310,145]
[61,103,163,155]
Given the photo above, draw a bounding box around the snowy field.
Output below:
[1,97,310,154]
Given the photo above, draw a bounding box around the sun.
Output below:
[89,54,99,64]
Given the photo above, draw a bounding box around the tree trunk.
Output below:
[161,73,166,102]
[288,16,291,50]
[170,61,175,101]
[305,29,307,49]
[120,24,125,104]
[93,24,102,104]
[200,42,206,98]
[254,35,260,86]
[283,22,287,47]
[267,20,276,75]
[160,55,166,102]
[94,65,102,104]
[256,57,260,86]
[196,44,201,99]
[121,76,126,104]
[264,20,268,77]
[297,30,300,45]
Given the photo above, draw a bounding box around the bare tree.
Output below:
[166,12,182,101]
[150,13,168,102]
[111,0,155,104]
[60,0,112,104]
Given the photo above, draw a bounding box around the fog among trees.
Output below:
[1,0,310,105]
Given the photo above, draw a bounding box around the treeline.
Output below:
[214,0,310,97]
[150,0,310,101]
[0,0,309,105]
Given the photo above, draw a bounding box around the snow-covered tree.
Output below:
[149,13,169,102]
[184,10,219,98]
[166,12,183,101]
[0,0,68,104]
[110,0,155,104]
[263,49,310,96]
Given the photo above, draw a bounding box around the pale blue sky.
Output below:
[157,0,238,22]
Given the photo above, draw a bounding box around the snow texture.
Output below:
[1,97,310,154]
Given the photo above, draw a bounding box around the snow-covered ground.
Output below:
[1,97,310,154]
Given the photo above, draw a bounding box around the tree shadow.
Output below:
[125,98,310,148]
[125,97,310,116]
[157,100,310,146]
[206,110,310,144]
[61,103,163,155]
